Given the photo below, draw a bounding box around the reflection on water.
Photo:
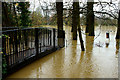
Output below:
[116,39,120,55]
[7,26,118,78]
[105,42,109,48]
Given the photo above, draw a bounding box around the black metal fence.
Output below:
[2,27,65,78]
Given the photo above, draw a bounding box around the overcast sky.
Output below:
[28,0,119,18]
[29,0,119,11]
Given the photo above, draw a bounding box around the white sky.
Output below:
[28,0,119,18]
[29,0,119,11]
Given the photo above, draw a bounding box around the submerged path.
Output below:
[7,26,118,78]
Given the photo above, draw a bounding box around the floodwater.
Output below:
[7,26,119,78]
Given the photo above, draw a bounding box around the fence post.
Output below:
[53,29,56,48]
[35,28,39,58]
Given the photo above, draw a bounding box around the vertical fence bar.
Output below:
[45,29,47,48]
[40,43,41,53]
[53,29,56,48]
[15,30,18,63]
[18,29,21,61]
[35,28,39,58]
[43,29,45,46]
[10,31,13,65]
[24,29,27,58]
[7,32,10,65]
[50,30,52,46]
[39,29,42,53]
[45,29,47,49]
[31,29,33,49]
[9,31,12,65]
[22,30,24,60]
[24,30,26,50]
[12,31,15,64]
[48,30,50,46]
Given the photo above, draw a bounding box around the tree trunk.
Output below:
[85,11,89,33]
[116,10,120,39]
[76,2,85,51]
[2,2,11,27]
[72,2,77,40]
[71,11,73,32]
[56,1,63,33]
[86,1,95,36]
[13,3,19,27]
[78,16,85,51]
[56,1,64,47]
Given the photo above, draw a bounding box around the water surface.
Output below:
[7,26,119,78]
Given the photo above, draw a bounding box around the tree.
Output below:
[85,0,95,36]
[49,14,57,25]
[72,2,77,40]
[71,10,73,32]
[56,1,64,48]
[2,2,15,27]
[56,1,63,31]
[2,2,31,27]
[31,11,44,26]
[116,10,120,39]
[17,2,31,27]
[77,2,85,51]
[71,1,85,51]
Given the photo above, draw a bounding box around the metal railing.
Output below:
[2,27,65,77]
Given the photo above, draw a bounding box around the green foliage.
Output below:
[49,14,57,25]
[31,10,57,26]
[2,2,31,27]
[31,11,44,26]
[17,2,32,27]
[2,56,7,74]
[2,2,16,27]
[0,35,8,75]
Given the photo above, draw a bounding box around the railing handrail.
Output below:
[1,27,60,33]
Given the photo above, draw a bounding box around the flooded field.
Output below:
[7,26,119,78]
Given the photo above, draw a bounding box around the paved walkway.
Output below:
[7,26,118,78]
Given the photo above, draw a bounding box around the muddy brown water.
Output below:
[6,26,119,78]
